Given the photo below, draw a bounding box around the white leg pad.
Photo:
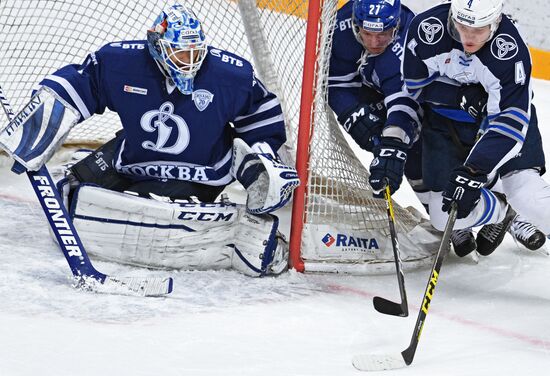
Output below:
[70,185,288,275]
[232,212,288,276]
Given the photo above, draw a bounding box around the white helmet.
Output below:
[449,0,503,40]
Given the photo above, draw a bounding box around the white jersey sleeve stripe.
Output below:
[44,74,92,119]
[384,91,411,106]
[387,104,421,125]
[234,114,285,133]
[328,71,360,82]
[234,98,281,121]
[328,82,363,88]
[486,124,525,143]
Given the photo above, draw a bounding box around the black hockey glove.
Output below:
[338,103,385,152]
[457,84,488,123]
[442,166,488,219]
[368,137,408,198]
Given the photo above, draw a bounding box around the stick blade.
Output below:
[78,276,174,297]
[373,296,408,317]
[352,353,407,372]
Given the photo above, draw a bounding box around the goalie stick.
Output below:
[372,183,408,317]
[352,203,458,371]
[0,84,173,297]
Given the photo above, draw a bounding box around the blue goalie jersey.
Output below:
[403,3,536,176]
[328,1,421,143]
[39,41,286,186]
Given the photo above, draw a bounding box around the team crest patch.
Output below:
[124,85,148,95]
[418,17,444,45]
[192,89,214,111]
[491,34,518,60]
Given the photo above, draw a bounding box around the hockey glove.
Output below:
[338,103,385,152]
[232,139,299,214]
[368,137,408,198]
[458,84,488,123]
[442,166,487,219]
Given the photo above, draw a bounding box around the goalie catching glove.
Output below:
[231,138,299,214]
[0,86,80,173]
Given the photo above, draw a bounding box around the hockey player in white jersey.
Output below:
[0,3,299,276]
[373,0,549,255]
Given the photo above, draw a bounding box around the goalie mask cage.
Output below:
[0,0,439,274]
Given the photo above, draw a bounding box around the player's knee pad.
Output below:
[67,185,288,275]
[231,138,299,214]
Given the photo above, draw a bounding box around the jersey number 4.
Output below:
[515,61,526,85]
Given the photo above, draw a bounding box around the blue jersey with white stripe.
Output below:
[403,3,533,176]
[40,41,286,186]
[328,1,420,143]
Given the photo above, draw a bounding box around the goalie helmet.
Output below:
[352,0,401,54]
[449,0,503,43]
[147,3,207,95]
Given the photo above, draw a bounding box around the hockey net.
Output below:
[0,0,439,273]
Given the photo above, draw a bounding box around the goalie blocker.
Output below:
[0,86,79,172]
[58,182,289,276]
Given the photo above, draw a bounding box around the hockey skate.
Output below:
[476,205,516,256]
[509,215,547,251]
[450,229,477,257]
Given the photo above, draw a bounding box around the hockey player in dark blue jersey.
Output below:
[329,0,423,199]
[0,3,299,276]
[375,0,549,255]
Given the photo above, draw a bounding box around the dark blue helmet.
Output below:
[352,0,401,33]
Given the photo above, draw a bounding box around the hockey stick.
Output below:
[0,84,173,296]
[372,183,408,317]
[352,203,458,371]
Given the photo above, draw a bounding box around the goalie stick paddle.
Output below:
[372,184,408,317]
[0,84,173,297]
[353,204,458,371]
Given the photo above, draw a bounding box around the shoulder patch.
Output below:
[192,89,214,111]
[491,34,518,60]
[418,17,444,45]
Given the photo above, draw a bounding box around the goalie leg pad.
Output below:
[232,212,289,276]
[71,185,238,270]
[69,185,289,275]
[0,86,80,172]
[231,138,299,214]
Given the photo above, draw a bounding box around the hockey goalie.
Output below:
[0,3,299,277]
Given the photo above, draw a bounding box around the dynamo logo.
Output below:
[140,101,190,155]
